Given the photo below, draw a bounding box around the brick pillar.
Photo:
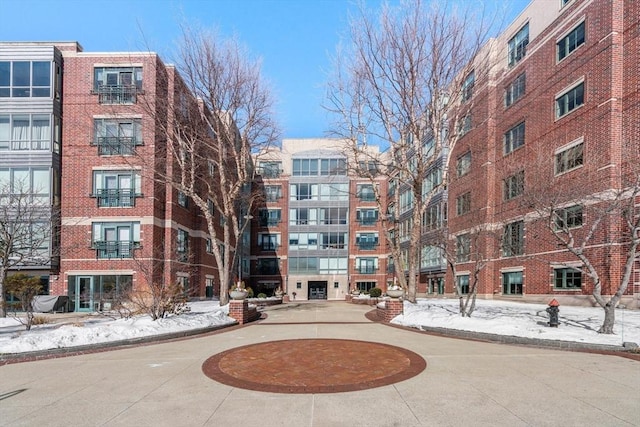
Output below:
[229,300,249,324]
[383,298,404,322]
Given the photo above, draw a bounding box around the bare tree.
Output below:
[524,166,640,334]
[4,273,42,330]
[134,26,279,306]
[0,182,55,317]
[326,0,494,302]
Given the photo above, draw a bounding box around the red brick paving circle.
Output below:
[202,339,426,393]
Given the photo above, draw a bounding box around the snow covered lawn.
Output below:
[394,298,640,347]
[0,301,234,354]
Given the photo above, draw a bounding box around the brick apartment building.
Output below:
[1,0,637,310]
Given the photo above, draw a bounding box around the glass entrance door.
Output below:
[77,276,94,311]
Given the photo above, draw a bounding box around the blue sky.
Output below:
[0,0,530,138]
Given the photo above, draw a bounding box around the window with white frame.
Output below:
[265,185,282,202]
[423,167,443,195]
[400,189,414,213]
[557,21,585,61]
[0,114,51,150]
[421,245,444,269]
[357,183,376,201]
[0,60,51,98]
[290,183,318,201]
[356,208,379,225]
[93,66,142,104]
[356,232,379,250]
[505,73,526,107]
[556,81,584,118]
[504,122,525,154]
[422,203,444,231]
[0,167,50,202]
[92,222,140,259]
[508,23,529,66]
[555,141,583,174]
[92,170,142,207]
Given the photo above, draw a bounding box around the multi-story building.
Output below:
[250,138,389,300]
[0,42,64,294]
[443,0,639,307]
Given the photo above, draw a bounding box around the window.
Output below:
[177,229,189,261]
[320,158,347,176]
[505,73,526,107]
[421,245,444,269]
[0,61,51,98]
[320,232,347,249]
[356,208,379,225]
[177,191,189,208]
[555,141,584,174]
[458,114,472,136]
[92,170,142,207]
[258,161,282,178]
[502,271,523,295]
[358,161,379,176]
[456,152,471,177]
[357,184,376,201]
[356,233,379,250]
[356,281,376,292]
[503,220,524,257]
[264,185,282,202]
[462,70,475,101]
[504,170,524,200]
[289,257,347,274]
[456,234,471,262]
[205,238,213,254]
[356,257,378,274]
[292,159,319,176]
[554,205,583,229]
[93,66,143,104]
[93,118,142,155]
[319,207,348,224]
[557,22,585,61]
[422,203,444,231]
[508,23,529,66]
[456,192,471,216]
[0,167,50,202]
[334,281,340,288]
[400,190,414,213]
[504,122,525,154]
[257,258,279,275]
[319,183,349,201]
[92,222,141,259]
[290,183,318,201]
[259,209,281,226]
[258,233,280,251]
[0,114,51,150]
[177,275,190,295]
[556,82,584,118]
[456,275,469,294]
[423,167,443,194]
[554,267,582,289]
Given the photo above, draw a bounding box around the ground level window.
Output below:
[554,268,582,289]
[356,281,376,292]
[456,275,469,295]
[502,271,523,295]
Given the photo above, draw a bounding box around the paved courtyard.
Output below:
[1,302,639,426]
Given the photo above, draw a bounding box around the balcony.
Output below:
[259,243,279,251]
[357,241,379,250]
[94,85,138,104]
[93,136,139,155]
[358,193,376,202]
[358,217,378,226]
[357,266,377,274]
[259,219,281,227]
[93,189,140,207]
[93,241,140,259]
[258,168,283,179]
[257,267,279,275]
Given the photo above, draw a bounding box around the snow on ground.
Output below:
[394,298,640,347]
[0,300,234,354]
[1,299,638,354]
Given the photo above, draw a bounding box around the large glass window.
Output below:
[503,220,524,257]
[0,114,51,150]
[505,73,526,107]
[177,229,189,261]
[91,222,141,259]
[356,233,379,250]
[92,170,142,207]
[556,82,584,118]
[504,170,524,200]
[554,205,583,229]
[554,267,582,289]
[264,185,282,202]
[93,66,143,104]
[504,122,525,154]
[356,257,378,274]
[259,208,282,226]
[319,207,348,224]
[292,159,319,176]
[258,233,280,250]
[290,183,318,200]
[555,142,584,174]
[320,158,346,176]
[0,167,50,202]
[93,118,142,155]
[0,61,51,98]
[456,152,471,177]
[257,258,280,275]
[456,275,470,294]
[357,184,376,201]
[356,208,379,225]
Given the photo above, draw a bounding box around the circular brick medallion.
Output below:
[202,339,426,393]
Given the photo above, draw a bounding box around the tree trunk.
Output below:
[598,303,616,334]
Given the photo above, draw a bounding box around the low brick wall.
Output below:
[374,298,404,323]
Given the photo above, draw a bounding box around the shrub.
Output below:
[31,316,50,326]
[246,287,254,298]
[369,287,382,297]
[257,293,267,299]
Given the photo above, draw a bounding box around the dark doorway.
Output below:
[308,281,327,300]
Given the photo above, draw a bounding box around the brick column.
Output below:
[229,300,249,324]
[383,298,404,323]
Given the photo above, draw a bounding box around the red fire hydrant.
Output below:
[546,299,560,327]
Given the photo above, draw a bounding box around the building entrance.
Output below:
[308,281,327,300]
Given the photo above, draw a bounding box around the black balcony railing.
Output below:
[260,243,279,251]
[93,241,140,259]
[259,219,281,227]
[93,136,139,155]
[93,189,140,207]
[357,241,379,250]
[94,85,138,104]
[258,168,283,178]
[358,217,378,226]
[358,193,376,202]
[358,266,377,274]
[257,267,279,275]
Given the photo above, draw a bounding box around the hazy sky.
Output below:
[0,0,531,138]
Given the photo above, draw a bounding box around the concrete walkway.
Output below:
[1,301,638,426]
